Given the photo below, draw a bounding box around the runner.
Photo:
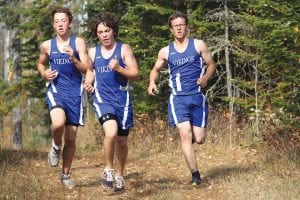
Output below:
[148,11,216,185]
[84,12,139,191]
[37,7,89,189]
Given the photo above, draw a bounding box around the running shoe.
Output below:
[60,172,75,189]
[47,147,60,167]
[115,176,125,191]
[102,169,114,189]
[191,171,201,185]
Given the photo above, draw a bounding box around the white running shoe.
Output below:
[102,169,114,189]
[47,147,60,167]
[115,176,125,191]
[60,172,75,189]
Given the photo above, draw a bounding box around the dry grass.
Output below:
[1,113,299,200]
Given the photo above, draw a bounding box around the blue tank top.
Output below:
[48,35,83,97]
[168,38,204,95]
[93,42,129,105]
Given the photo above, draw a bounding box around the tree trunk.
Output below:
[3,26,22,149]
[224,0,233,107]
[13,107,22,150]
[11,27,22,150]
[254,51,259,136]
[224,0,234,147]
[0,24,4,139]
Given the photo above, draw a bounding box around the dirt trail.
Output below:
[32,143,258,200]
[2,138,299,200]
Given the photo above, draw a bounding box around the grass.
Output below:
[0,113,299,200]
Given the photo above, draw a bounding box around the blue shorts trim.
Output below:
[168,93,208,127]
[46,91,85,126]
[98,113,130,136]
[92,100,134,130]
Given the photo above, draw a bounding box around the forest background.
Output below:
[0,0,299,199]
[0,0,299,150]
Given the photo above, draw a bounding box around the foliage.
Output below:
[194,0,300,128]
[0,0,299,132]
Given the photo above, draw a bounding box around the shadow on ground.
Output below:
[205,165,252,181]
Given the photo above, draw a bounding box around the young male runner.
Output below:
[84,12,139,191]
[148,11,216,185]
[37,7,89,189]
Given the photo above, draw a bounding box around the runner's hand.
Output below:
[43,69,58,81]
[109,55,121,72]
[148,83,158,96]
[197,77,208,88]
[84,82,94,93]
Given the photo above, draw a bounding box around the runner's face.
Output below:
[96,23,115,48]
[170,17,188,39]
[53,13,70,36]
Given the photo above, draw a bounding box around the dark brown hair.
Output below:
[51,7,73,23]
[89,12,119,38]
[168,11,188,28]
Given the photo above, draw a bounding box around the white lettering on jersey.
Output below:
[53,58,73,65]
[95,65,113,73]
[172,56,195,67]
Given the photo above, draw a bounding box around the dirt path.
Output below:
[28,143,259,200]
[1,139,299,200]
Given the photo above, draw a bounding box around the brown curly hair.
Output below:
[90,12,119,38]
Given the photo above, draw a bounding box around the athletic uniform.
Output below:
[92,42,133,133]
[46,35,84,126]
[167,37,208,127]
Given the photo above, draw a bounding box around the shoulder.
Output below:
[194,39,205,45]
[88,47,96,59]
[158,46,169,59]
[75,36,87,46]
[193,39,208,53]
[120,43,135,58]
[41,39,51,48]
[40,39,51,53]
[120,43,132,52]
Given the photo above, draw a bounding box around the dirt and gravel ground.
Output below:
[0,139,299,200]
[1,118,299,200]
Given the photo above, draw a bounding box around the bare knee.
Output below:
[50,108,66,131]
[181,134,192,143]
[177,121,193,143]
[105,133,117,141]
[178,128,192,143]
[51,122,65,132]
